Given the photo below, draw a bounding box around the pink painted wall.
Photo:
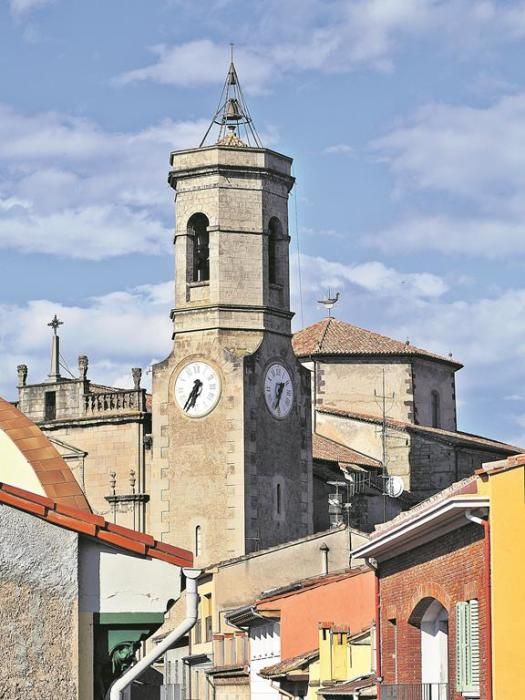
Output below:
[257,569,375,658]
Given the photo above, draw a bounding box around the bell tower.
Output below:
[150,60,313,565]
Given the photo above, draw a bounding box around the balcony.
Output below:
[381,684,450,700]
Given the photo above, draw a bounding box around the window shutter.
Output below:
[456,602,468,691]
[467,599,480,692]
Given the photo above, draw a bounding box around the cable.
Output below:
[58,352,77,379]
[292,165,304,328]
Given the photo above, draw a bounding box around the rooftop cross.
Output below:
[48,314,63,336]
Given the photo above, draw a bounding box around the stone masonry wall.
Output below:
[0,505,79,700]
[379,523,486,699]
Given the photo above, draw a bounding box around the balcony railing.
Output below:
[381,684,450,700]
[83,388,146,415]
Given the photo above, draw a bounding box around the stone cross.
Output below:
[48,314,63,335]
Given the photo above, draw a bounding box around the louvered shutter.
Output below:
[467,599,480,693]
[456,602,468,691]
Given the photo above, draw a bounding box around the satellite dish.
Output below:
[384,476,404,498]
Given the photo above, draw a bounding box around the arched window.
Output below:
[268,217,281,285]
[431,390,441,428]
[188,213,210,282]
[195,525,202,557]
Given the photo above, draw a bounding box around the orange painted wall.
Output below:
[257,570,375,658]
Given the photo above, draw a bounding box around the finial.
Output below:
[78,355,88,381]
[317,289,340,318]
[132,367,142,390]
[17,364,28,387]
[199,49,263,149]
[48,314,63,336]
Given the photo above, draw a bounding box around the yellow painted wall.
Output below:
[477,464,525,700]
[0,428,46,495]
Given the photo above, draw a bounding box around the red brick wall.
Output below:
[379,523,487,699]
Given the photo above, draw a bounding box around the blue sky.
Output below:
[1,0,525,445]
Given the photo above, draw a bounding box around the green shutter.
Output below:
[467,599,480,693]
[456,600,480,694]
[456,602,468,691]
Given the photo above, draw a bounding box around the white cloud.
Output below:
[117,2,525,91]
[9,0,55,16]
[322,144,353,156]
[0,281,173,399]
[0,104,206,258]
[117,40,273,95]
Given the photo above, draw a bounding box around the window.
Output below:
[268,217,281,285]
[195,525,202,558]
[276,483,281,515]
[188,213,210,282]
[431,390,441,428]
[456,599,480,695]
[44,391,56,420]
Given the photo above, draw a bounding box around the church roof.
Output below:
[318,406,523,454]
[313,433,380,469]
[0,481,193,567]
[0,397,91,511]
[293,317,463,369]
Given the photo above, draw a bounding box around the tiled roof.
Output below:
[259,649,319,679]
[313,433,380,469]
[318,674,377,695]
[319,406,523,454]
[371,475,479,537]
[476,452,525,477]
[0,397,90,511]
[258,566,370,604]
[292,317,462,368]
[0,481,193,568]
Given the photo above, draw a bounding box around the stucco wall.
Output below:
[412,358,456,430]
[314,358,414,423]
[0,505,79,700]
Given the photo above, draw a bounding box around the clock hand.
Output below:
[184,379,203,411]
[273,382,285,410]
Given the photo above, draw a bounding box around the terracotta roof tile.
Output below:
[319,406,523,454]
[259,649,319,679]
[319,674,377,695]
[313,433,380,469]
[293,317,462,368]
[0,482,193,568]
[0,397,91,512]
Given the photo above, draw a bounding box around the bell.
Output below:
[225,98,243,122]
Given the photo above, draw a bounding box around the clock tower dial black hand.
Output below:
[273,381,285,410]
[183,379,203,412]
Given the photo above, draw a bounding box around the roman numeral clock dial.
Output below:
[175,361,221,418]
[264,363,294,419]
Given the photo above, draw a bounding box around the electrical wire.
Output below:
[292,165,304,328]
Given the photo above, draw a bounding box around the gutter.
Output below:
[465,510,492,700]
[109,568,201,700]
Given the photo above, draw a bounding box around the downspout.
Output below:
[465,510,492,700]
[364,557,381,700]
[271,679,295,700]
[109,568,201,700]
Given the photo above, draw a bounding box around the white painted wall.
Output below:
[79,539,182,613]
[250,621,281,700]
[0,428,46,495]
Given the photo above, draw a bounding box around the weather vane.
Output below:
[48,314,63,335]
[317,289,340,317]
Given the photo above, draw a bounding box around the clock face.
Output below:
[175,361,221,418]
[264,363,294,418]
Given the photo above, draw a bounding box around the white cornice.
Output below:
[352,496,490,562]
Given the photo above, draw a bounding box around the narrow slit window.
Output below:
[431,390,441,428]
[276,483,281,515]
[268,217,281,285]
[188,213,210,282]
[195,525,202,558]
[44,391,56,421]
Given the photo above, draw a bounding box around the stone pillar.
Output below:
[78,355,89,380]
[132,368,142,390]
[17,364,28,387]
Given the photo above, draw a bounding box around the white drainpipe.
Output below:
[109,567,201,700]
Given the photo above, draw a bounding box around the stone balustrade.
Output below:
[83,389,147,415]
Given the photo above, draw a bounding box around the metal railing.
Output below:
[381,684,449,700]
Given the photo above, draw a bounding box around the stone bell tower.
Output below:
[149,60,313,565]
